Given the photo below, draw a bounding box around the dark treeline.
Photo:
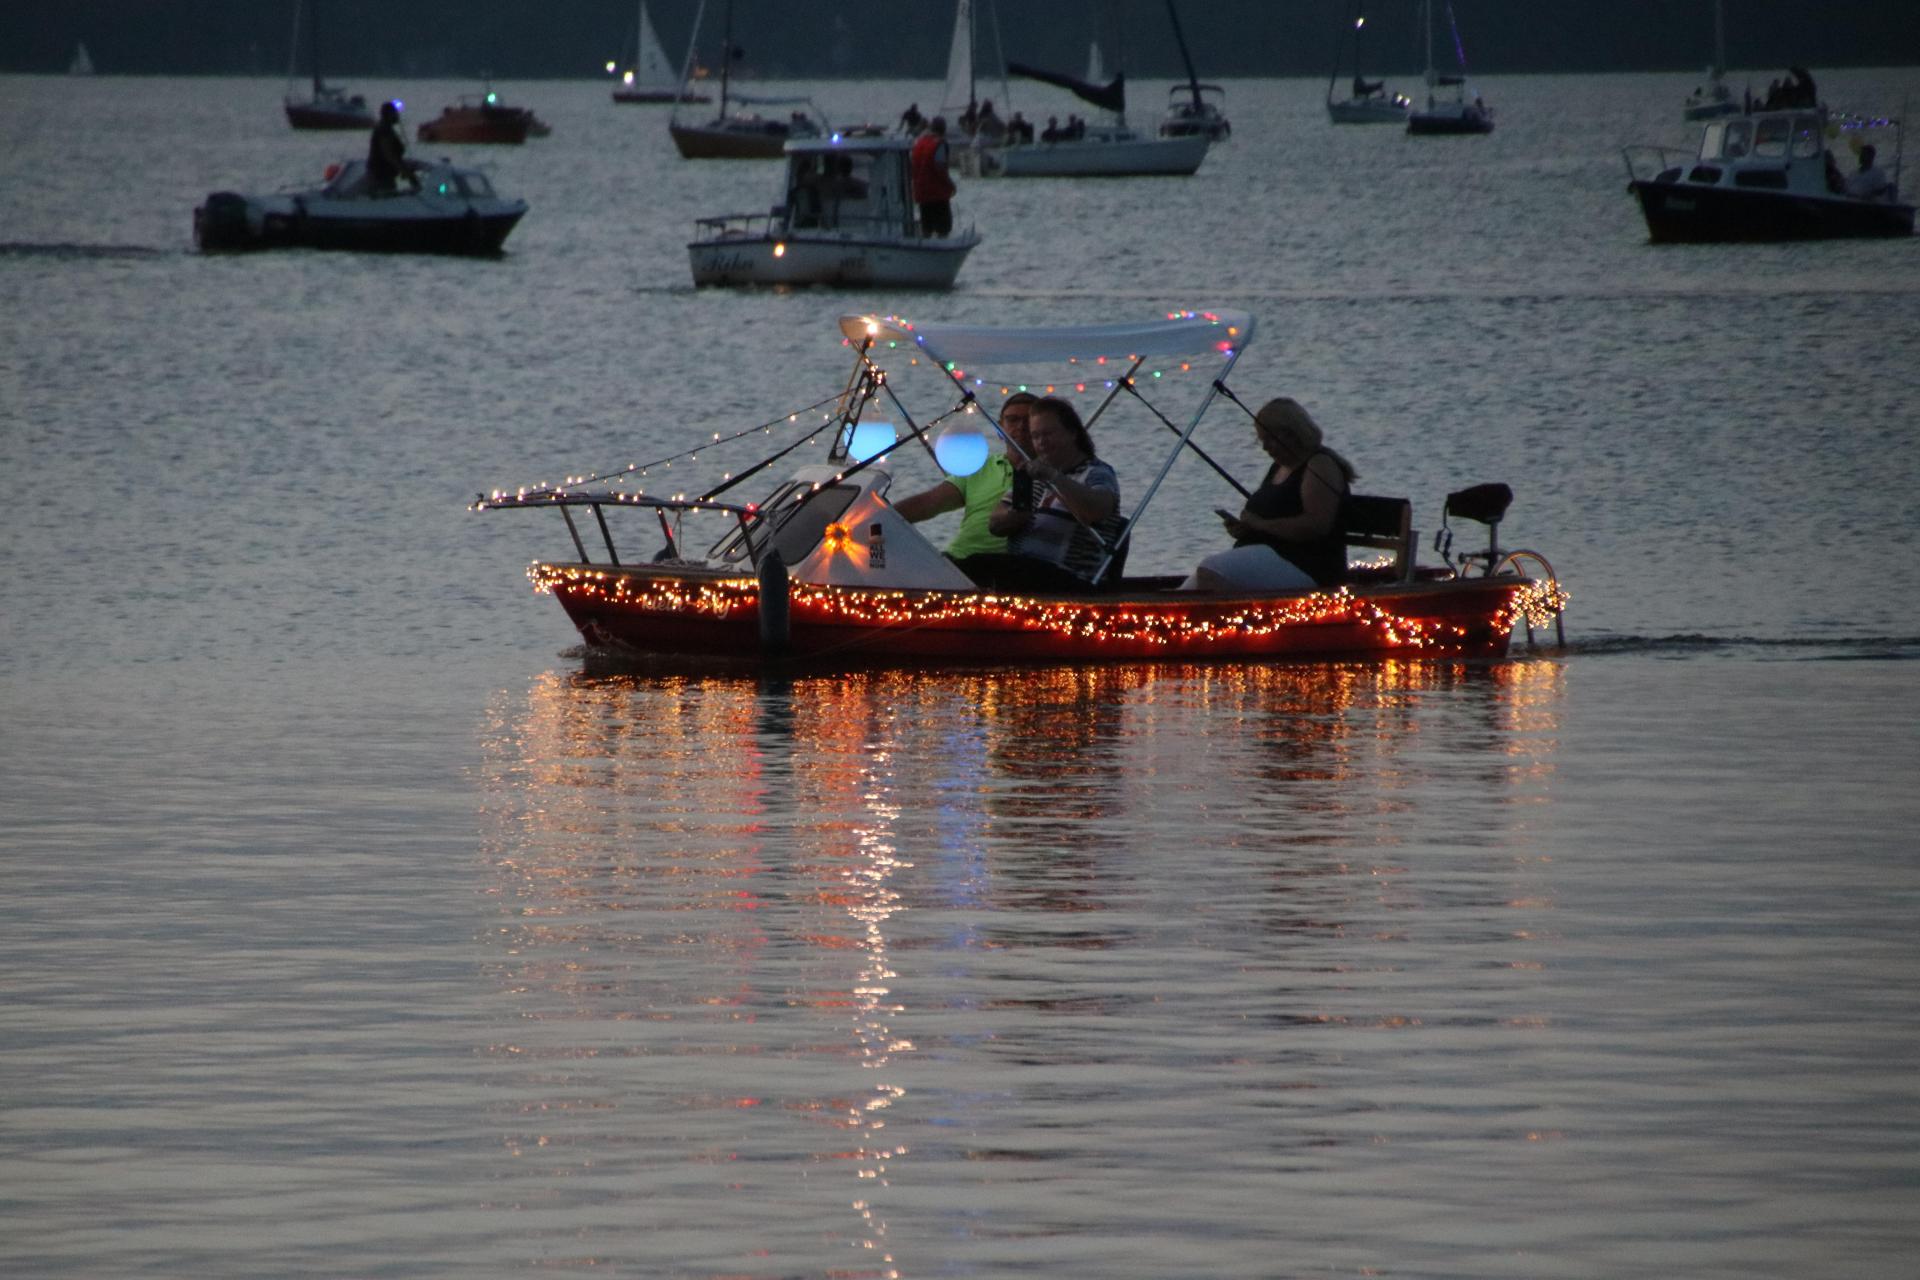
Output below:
[11,0,1918,79]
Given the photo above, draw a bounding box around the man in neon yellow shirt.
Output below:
[892,392,1035,560]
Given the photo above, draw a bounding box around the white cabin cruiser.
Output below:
[194,157,529,255]
[1624,108,1913,242]
[689,135,979,288]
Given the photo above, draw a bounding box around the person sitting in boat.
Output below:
[975,99,1006,143]
[1846,145,1894,201]
[1007,111,1034,144]
[959,397,1123,594]
[893,393,1036,563]
[367,101,419,193]
[1180,397,1357,593]
[1353,75,1384,100]
[1041,115,1061,143]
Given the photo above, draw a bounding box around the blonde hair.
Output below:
[1254,397,1357,481]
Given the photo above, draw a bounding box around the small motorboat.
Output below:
[475,310,1567,668]
[1159,85,1231,141]
[416,90,548,145]
[1623,106,1914,242]
[688,134,980,289]
[194,157,528,255]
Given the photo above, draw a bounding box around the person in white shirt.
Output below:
[1845,145,1893,201]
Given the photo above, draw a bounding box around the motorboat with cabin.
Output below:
[1157,0,1230,140]
[194,157,528,255]
[416,87,550,144]
[1623,106,1913,241]
[474,309,1566,667]
[688,134,980,289]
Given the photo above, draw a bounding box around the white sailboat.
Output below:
[68,42,95,75]
[948,0,1209,178]
[613,1,709,104]
[1682,0,1741,121]
[1326,3,1412,124]
[1407,0,1493,135]
[1085,41,1105,84]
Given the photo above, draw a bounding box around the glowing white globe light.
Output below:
[934,423,990,476]
[847,420,896,462]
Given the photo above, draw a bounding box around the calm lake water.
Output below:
[3,70,1919,1277]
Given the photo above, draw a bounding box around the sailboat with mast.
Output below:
[947,0,1208,177]
[612,1,709,105]
[1158,0,1229,140]
[1326,2,1412,123]
[68,43,95,76]
[1681,0,1741,121]
[282,0,374,130]
[669,0,824,159]
[1406,0,1492,135]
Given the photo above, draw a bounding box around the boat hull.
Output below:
[1327,99,1409,124]
[533,564,1547,667]
[1630,180,1915,242]
[671,121,799,160]
[194,190,527,255]
[688,232,977,288]
[614,89,710,104]
[418,110,531,145]
[980,134,1209,178]
[1408,109,1493,135]
[284,101,374,130]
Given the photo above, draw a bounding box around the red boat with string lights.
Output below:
[475,310,1566,666]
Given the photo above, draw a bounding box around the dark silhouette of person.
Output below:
[911,116,956,237]
[367,101,416,193]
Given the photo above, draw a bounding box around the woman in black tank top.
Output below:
[1182,397,1359,592]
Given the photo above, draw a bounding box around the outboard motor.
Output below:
[193,192,252,252]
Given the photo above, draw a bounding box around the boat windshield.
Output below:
[1705,118,1752,161]
[1753,115,1793,158]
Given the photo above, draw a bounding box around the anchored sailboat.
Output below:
[1407,0,1492,135]
[1326,2,1412,124]
[282,0,374,130]
[1681,0,1741,121]
[669,0,824,159]
[612,1,709,105]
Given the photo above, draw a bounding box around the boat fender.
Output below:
[757,550,791,656]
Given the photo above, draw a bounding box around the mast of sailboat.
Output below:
[717,0,733,116]
[1423,0,1435,92]
[673,0,707,118]
[308,0,325,94]
[1328,1,1359,103]
[1163,0,1203,107]
[1710,0,1726,78]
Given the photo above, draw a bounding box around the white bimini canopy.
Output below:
[839,309,1255,366]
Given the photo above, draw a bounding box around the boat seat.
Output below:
[1342,494,1415,583]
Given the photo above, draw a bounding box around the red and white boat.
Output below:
[476,310,1566,667]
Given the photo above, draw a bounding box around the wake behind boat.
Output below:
[1623,104,1913,242]
[688,134,980,288]
[475,309,1566,668]
[194,157,528,255]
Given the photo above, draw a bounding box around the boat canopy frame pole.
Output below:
[1098,343,1247,582]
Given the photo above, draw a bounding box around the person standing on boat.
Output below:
[1847,145,1893,201]
[899,102,925,135]
[1181,398,1357,592]
[911,117,956,238]
[893,393,1036,563]
[367,101,417,193]
[961,397,1123,593]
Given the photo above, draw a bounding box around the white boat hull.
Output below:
[1327,98,1410,124]
[689,232,978,289]
[969,133,1209,178]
